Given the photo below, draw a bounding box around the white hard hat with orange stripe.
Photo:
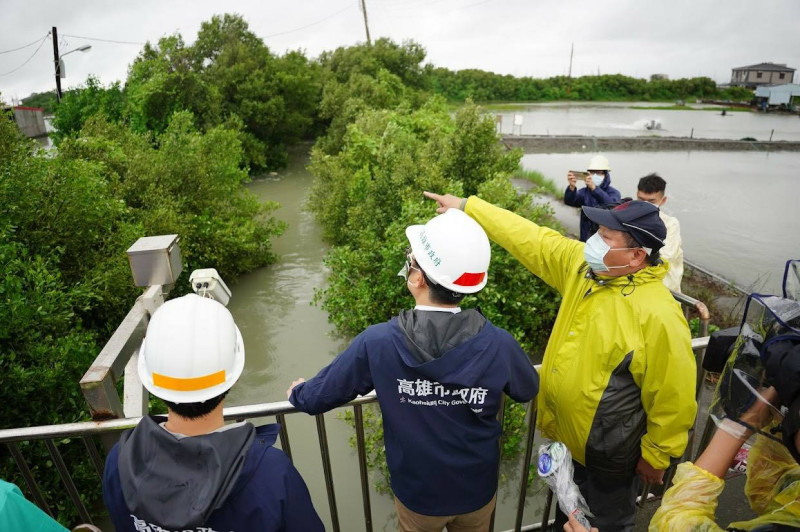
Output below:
[138,294,244,403]
[405,208,491,294]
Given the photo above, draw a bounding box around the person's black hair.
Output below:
[637,173,667,194]
[621,232,660,266]
[416,262,466,305]
[164,391,228,420]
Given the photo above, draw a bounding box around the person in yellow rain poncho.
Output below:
[650,304,800,532]
[425,192,697,531]
[649,420,800,531]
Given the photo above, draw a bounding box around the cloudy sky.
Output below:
[2,0,799,102]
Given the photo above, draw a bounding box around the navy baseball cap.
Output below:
[582,200,667,254]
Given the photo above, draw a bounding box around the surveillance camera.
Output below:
[189,268,232,306]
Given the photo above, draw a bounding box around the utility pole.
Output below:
[567,42,574,78]
[360,0,372,45]
[567,42,573,95]
[52,26,62,103]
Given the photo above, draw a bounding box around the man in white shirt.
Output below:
[637,173,684,293]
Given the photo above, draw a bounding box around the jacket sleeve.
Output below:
[563,186,584,207]
[589,185,618,205]
[503,333,539,403]
[647,462,724,532]
[282,460,325,531]
[636,306,698,470]
[464,196,584,294]
[660,216,682,265]
[289,330,374,415]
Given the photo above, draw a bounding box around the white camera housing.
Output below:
[189,268,232,306]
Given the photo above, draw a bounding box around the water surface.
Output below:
[496,101,800,141]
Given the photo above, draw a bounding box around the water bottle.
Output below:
[537,442,593,528]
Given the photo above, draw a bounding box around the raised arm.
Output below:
[423,192,584,294]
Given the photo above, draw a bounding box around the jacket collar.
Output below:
[583,261,668,289]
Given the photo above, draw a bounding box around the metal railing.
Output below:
[0,334,711,531]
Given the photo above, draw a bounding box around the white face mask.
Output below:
[583,232,638,273]
[589,173,605,187]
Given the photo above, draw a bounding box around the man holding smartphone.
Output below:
[565,155,621,241]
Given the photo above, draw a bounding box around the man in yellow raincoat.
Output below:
[425,192,697,531]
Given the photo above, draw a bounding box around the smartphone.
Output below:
[570,170,589,180]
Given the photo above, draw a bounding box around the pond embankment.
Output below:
[503,135,800,153]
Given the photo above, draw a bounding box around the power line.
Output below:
[0,34,50,77]
[0,33,50,55]
[61,33,145,46]
[263,4,354,38]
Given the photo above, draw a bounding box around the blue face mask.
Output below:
[589,173,605,187]
[584,232,638,274]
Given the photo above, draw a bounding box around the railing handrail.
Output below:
[2,329,714,444]
[0,391,380,445]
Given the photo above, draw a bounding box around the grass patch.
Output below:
[513,166,562,199]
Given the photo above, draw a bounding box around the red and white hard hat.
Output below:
[138,294,245,404]
[405,209,490,294]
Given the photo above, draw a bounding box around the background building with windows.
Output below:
[731,62,795,89]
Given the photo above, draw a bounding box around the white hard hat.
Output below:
[587,155,610,171]
[405,209,490,294]
[138,294,245,404]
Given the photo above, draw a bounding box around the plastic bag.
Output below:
[709,294,800,441]
[648,462,724,531]
[649,434,800,531]
[537,442,592,528]
[731,433,800,529]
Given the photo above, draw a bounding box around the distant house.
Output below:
[731,62,795,89]
[754,83,800,108]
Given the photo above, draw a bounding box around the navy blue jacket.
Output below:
[290,316,539,516]
[564,173,622,241]
[103,422,324,532]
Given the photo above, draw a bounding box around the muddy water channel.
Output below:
[225,149,545,531]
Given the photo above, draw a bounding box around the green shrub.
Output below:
[0,108,285,525]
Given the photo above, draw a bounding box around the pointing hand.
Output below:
[423,191,463,214]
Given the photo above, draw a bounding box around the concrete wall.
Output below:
[501,135,800,153]
[12,107,47,138]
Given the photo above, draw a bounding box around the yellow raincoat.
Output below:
[465,196,697,475]
[650,433,800,530]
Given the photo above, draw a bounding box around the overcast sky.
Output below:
[2,0,799,103]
